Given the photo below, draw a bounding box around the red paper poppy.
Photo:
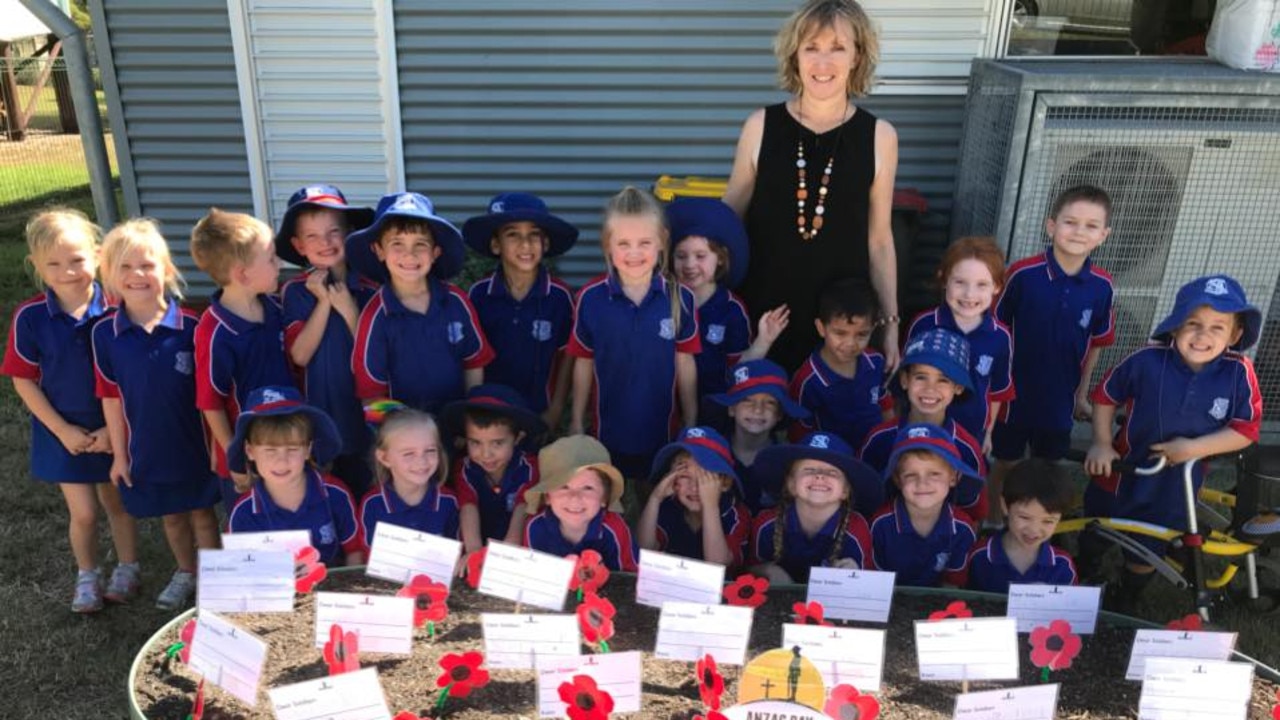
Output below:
[1166,613,1203,631]
[398,574,449,628]
[295,545,328,594]
[558,673,615,720]
[1271,688,1279,720]
[723,573,770,608]
[436,650,491,698]
[577,592,616,645]
[792,600,833,626]
[569,550,610,596]
[392,713,428,720]
[465,547,487,590]
[189,678,205,720]
[178,618,197,663]
[322,623,360,676]
[1029,619,1082,671]
[824,683,880,720]
[696,653,725,710]
[927,600,973,621]
[693,713,728,720]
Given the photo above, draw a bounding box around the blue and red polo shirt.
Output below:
[454,453,539,541]
[227,466,361,564]
[352,278,494,412]
[965,532,1078,593]
[358,480,470,552]
[468,266,575,414]
[790,348,889,450]
[693,286,752,399]
[654,495,751,567]
[567,274,700,458]
[748,504,874,583]
[859,417,987,516]
[869,498,976,587]
[995,250,1114,432]
[522,508,639,572]
[907,305,1015,439]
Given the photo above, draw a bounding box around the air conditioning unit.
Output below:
[953,59,1280,438]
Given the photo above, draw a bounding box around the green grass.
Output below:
[0,161,96,208]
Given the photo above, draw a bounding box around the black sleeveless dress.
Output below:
[740,102,877,374]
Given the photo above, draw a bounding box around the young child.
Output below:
[991,185,1115,523]
[790,278,891,451]
[4,209,139,613]
[522,435,638,571]
[859,328,988,519]
[1084,275,1261,603]
[870,424,978,587]
[463,193,578,427]
[568,186,700,481]
[967,458,1077,593]
[638,427,751,567]
[92,219,221,610]
[277,185,377,496]
[906,236,1013,453]
[226,386,363,565]
[748,432,880,584]
[349,192,494,413]
[706,359,811,513]
[440,383,547,545]
[190,208,295,508]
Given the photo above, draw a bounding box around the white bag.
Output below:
[1206,0,1280,71]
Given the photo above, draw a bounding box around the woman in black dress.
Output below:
[723,0,900,375]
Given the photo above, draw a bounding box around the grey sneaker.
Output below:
[104,562,141,603]
[155,570,196,611]
[72,570,103,614]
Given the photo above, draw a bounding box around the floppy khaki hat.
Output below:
[525,435,625,513]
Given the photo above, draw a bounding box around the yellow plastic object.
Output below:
[1199,487,1237,508]
[653,175,728,202]
[1054,517,1257,556]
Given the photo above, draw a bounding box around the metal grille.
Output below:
[952,70,1020,240]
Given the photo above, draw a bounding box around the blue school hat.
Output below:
[649,426,740,484]
[882,423,978,482]
[1152,275,1261,351]
[438,382,547,443]
[345,192,465,283]
[900,327,974,393]
[226,386,343,476]
[707,359,810,420]
[273,185,375,268]
[461,193,579,259]
[665,198,750,289]
[755,432,883,516]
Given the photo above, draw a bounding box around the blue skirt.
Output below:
[119,473,220,518]
[30,416,112,484]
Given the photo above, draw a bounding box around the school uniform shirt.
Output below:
[227,466,361,564]
[907,305,1015,439]
[965,532,1078,594]
[3,285,112,481]
[468,266,575,414]
[995,251,1114,431]
[654,495,751,567]
[282,269,378,458]
[358,480,470,552]
[1085,343,1262,529]
[870,498,976,587]
[694,286,752,399]
[790,347,889,450]
[523,508,639,572]
[195,291,296,476]
[733,446,781,515]
[352,278,494,412]
[567,274,701,458]
[749,504,874,583]
[454,453,539,541]
[858,417,987,514]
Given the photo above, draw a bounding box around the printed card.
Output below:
[1125,629,1237,680]
[197,548,294,613]
[953,684,1060,720]
[477,541,575,612]
[654,601,753,665]
[782,623,886,692]
[914,617,1020,682]
[1006,584,1102,634]
[313,592,415,655]
[635,549,726,609]
[481,613,581,670]
[186,611,268,707]
[1139,658,1253,720]
[805,567,896,623]
[219,530,312,557]
[268,667,391,720]
[536,651,643,717]
[364,522,462,589]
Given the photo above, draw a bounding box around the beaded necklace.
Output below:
[794,102,850,242]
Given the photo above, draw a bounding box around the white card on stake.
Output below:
[313,592,415,655]
[914,617,1019,682]
[481,613,581,670]
[1139,657,1253,720]
[805,567,896,623]
[219,530,311,557]
[1125,629,1237,681]
[635,549,726,608]
[782,623,886,692]
[186,610,268,707]
[536,651,643,717]
[953,683,1059,720]
[477,540,575,611]
[364,521,461,589]
[197,548,294,613]
[654,601,753,665]
[1006,583,1102,634]
[268,667,391,720]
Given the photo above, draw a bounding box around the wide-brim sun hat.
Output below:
[1152,274,1261,352]
[882,422,979,483]
[461,192,579,259]
[438,382,548,443]
[273,184,375,267]
[345,192,465,283]
[755,431,883,516]
[664,197,750,289]
[525,435,625,513]
[226,386,343,476]
[707,359,810,419]
[648,426,740,485]
[900,327,974,394]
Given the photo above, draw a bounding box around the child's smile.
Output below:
[902,366,959,417]
[896,454,955,513]
[673,236,719,293]
[787,460,848,506]
[1173,305,1242,371]
[945,258,997,322]
[730,393,781,436]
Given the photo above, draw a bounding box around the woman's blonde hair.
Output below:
[100,218,186,299]
[373,407,448,489]
[600,186,683,333]
[24,208,101,289]
[774,0,880,98]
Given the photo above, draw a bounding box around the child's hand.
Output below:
[882,323,900,375]
[305,269,331,302]
[1084,442,1119,477]
[110,457,132,488]
[85,427,112,454]
[327,281,358,318]
[982,430,994,457]
[55,424,93,455]
[830,557,860,570]
[1150,437,1199,466]
[1073,393,1093,422]
[230,471,251,494]
[651,472,678,503]
[757,305,791,345]
[693,467,722,506]
[761,564,794,585]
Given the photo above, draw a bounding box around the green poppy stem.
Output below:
[435,683,454,712]
[1041,666,1050,683]
[599,640,610,654]
[165,642,185,659]
[577,587,583,602]
[428,621,435,639]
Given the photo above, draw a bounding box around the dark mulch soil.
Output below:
[135,572,1279,719]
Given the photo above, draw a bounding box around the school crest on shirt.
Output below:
[659,318,675,340]
[447,321,464,344]
[318,522,336,546]
[1209,397,1230,420]
[174,351,194,375]
[976,354,993,377]
[1078,308,1093,329]
[531,319,552,342]
[706,324,726,344]
[869,386,881,404]
[933,551,951,572]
